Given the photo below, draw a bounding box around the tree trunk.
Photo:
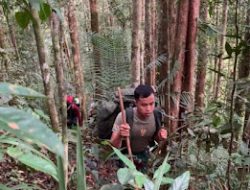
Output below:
[145,0,157,86]
[131,0,142,87]
[50,10,68,185]
[236,0,250,139]
[89,0,102,100]
[67,0,86,124]
[214,0,228,99]
[158,0,177,130]
[182,0,201,112]
[170,0,189,131]
[30,5,60,132]
[195,0,209,110]
[140,0,145,84]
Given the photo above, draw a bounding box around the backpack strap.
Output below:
[125,107,134,128]
[153,109,163,131]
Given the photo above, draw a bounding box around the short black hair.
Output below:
[134,84,155,100]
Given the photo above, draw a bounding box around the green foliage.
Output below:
[15,10,32,29]
[0,82,45,98]
[0,107,64,157]
[89,32,131,100]
[57,156,66,190]
[7,146,58,181]
[109,147,190,190]
[15,1,52,29]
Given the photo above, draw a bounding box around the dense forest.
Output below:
[0,0,250,189]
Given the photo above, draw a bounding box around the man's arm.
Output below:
[110,130,122,148]
[110,123,130,148]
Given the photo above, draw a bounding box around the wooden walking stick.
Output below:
[117,87,133,162]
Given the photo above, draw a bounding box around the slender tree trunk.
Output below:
[195,0,209,110]
[182,0,201,112]
[67,0,86,124]
[50,10,68,185]
[89,0,102,100]
[170,0,189,131]
[4,12,20,60]
[0,25,9,80]
[140,0,145,84]
[145,0,156,86]
[214,0,228,99]
[30,5,60,132]
[131,0,142,87]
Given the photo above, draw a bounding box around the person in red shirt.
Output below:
[67,96,82,128]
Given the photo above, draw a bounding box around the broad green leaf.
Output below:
[0,184,12,190]
[153,162,171,179]
[161,177,174,185]
[57,156,66,190]
[15,10,31,29]
[144,179,154,190]
[39,3,52,21]
[112,146,136,169]
[134,172,147,188]
[7,147,58,181]
[153,154,169,190]
[117,168,134,185]
[0,82,45,98]
[0,107,63,157]
[169,171,190,190]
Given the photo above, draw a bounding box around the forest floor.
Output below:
[0,127,120,190]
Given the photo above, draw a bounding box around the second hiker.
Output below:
[110,84,167,171]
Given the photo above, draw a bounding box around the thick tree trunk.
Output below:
[50,11,68,184]
[158,0,177,130]
[131,0,142,87]
[30,6,60,132]
[67,0,86,124]
[182,0,200,112]
[195,0,209,110]
[214,0,228,99]
[89,0,102,100]
[170,0,189,131]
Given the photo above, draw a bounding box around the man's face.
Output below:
[135,94,155,118]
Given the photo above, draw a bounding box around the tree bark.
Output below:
[50,10,68,184]
[131,0,142,87]
[30,5,60,132]
[145,0,157,86]
[236,0,250,139]
[170,0,189,131]
[214,0,228,99]
[195,0,209,110]
[67,0,86,124]
[183,0,201,112]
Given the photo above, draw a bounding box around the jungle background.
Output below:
[0,0,250,189]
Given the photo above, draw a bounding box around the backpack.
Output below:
[96,98,163,140]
